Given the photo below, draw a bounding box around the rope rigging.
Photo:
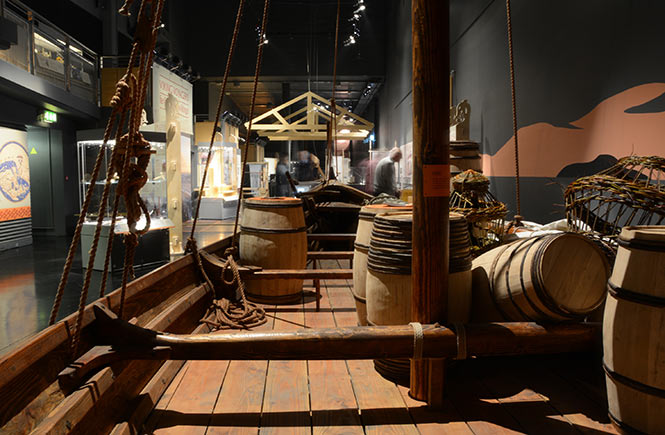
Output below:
[506,0,523,226]
[49,0,166,356]
[186,0,271,330]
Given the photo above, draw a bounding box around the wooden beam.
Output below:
[83,309,603,363]
[307,251,354,260]
[410,0,450,407]
[243,269,353,280]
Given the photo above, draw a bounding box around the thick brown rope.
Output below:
[200,254,267,330]
[230,0,271,252]
[67,0,164,354]
[506,0,522,224]
[188,0,246,243]
[330,0,341,181]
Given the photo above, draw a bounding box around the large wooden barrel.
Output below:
[353,204,412,326]
[366,212,473,385]
[239,197,307,303]
[449,212,473,322]
[471,233,609,322]
[603,226,665,434]
[450,140,481,176]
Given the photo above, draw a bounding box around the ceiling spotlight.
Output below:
[355,5,366,13]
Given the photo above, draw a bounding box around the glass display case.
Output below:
[77,129,172,270]
[195,142,240,219]
[78,130,168,221]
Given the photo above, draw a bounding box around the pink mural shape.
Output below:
[482,83,665,177]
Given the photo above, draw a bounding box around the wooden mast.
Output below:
[410,0,450,406]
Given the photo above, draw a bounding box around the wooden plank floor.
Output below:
[145,259,618,434]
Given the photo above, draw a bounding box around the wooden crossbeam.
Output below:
[307,251,354,260]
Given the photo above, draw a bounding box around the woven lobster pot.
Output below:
[471,233,610,323]
[450,170,506,256]
[565,156,665,250]
[239,197,307,304]
[603,226,665,434]
[353,204,412,326]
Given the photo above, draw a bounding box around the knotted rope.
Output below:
[50,0,165,357]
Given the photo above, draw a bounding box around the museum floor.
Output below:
[0,219,235,355]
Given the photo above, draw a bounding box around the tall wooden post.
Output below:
[410,0,450,407]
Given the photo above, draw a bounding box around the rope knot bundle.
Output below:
[110,77,134,110]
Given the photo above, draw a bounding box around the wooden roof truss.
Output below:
[244,91,374,141]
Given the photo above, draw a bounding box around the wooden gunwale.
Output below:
[0,235,233,432]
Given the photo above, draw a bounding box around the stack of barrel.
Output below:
[355,211,473,385]
[352,204,413,325]
[450,140,482,178]
[603,226,665,434]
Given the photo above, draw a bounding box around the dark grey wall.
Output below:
[375,0,412,151]
[451,0,665,223]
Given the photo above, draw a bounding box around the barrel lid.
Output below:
[359,204,412,219]
[244,197,302,207]
[618,226,665,251]
[539,233,609,314]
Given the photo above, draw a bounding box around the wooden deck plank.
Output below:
[476,359,578,435]
[260,301,311,435]
[398,385,474,435]
[323,275,417,434]
[151,359,230,434]
[143,361,192,433]
[305,285,363,435]
[514,356,618,434]
[207,308,276,435]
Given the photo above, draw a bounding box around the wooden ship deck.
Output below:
[141,260,617,435]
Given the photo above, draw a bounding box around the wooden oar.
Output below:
[58,303,600,393]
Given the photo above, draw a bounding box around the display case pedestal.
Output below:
[80,218,172,271]
[199,196,238,220]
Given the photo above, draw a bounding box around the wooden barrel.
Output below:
[603,226,665,434]
[366,212,474,385]
[239,197,307,303]
[450,140,481,176]
[449,213,473,323]
[471,233,609,322]
[353,204,412,326]
[366,212,413,385]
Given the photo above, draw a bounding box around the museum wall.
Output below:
[375,0,413,153]
[451,0,665,223]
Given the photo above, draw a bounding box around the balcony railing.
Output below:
[0,0,99,105]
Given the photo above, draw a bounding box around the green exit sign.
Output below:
[42,110,57,123]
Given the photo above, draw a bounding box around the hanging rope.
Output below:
[230,0,271,254]
[188,0,246,244]
[180,0,269,331]
[327,0,341,182]
[49,0,165,356]
[506,0,522,226]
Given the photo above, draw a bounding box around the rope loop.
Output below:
[118,0,135,16]
[409,322,424,360]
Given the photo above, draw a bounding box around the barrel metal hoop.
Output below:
[603,362,665,399]
[503,238,537,322]
[487,243,517,321]
[617,237,665,253]
[607,281,665,307]
[607,411,648,435]
[517,236,558,320]
[409,322,424,360]
[354,242,370,252]
[240,225,307,234]
[452,323,468,360]
[528,235,579,319]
